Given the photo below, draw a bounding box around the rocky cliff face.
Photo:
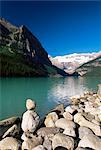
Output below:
[0,18,67,77]
[1,18,99,77]
[14,25,52,65]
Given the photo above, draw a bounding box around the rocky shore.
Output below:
[0,85,101,150]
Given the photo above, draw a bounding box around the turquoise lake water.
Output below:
[0,76,101,120]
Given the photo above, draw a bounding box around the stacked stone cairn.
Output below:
[0,85,101,150]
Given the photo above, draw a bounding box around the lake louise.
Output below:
[0,1,101,149]
[0,76,101,120]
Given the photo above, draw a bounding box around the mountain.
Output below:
[75,56,101,76]
[0,18,68,77]
[1,18,100,77]
[49,52,101,75]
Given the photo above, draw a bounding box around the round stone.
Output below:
[0,137,20,149]
[26,99,36,110]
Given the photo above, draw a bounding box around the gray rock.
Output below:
[78,126,93,139]
[55,118,76,130]
[0,137,20,150]
[32,145,45,150]
[63,127,76,137]
[21,132,42,142]
[2,124,20,138]
[37,127,60,138]
[51,104,64,116]
[21,132,39,141]
[65,106,76,114]
[22,135,42,150]
[92,119,100,125]
[82,112,95,122]
[74,113,101,136]
[52,133,74,150]
[44,112,58,127]
[71,98,80,105]
[95,114,100,122]
[0,116,19,126]
[26,99,36,110]
[63,111,73,120]
[84,102,101,116]
[0,126,10,138]
[78,134,101,150]
[43,136,52,150]
[21,110,40,133]
[21,132,28,141]
[98,113,101,122]
[95,97,101,106]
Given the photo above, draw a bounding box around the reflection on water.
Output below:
[0,76,101,119]
[49,77,88,105]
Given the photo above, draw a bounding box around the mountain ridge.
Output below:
[0,18,69,77]
[49,52,101,75]
[0,18,100,77]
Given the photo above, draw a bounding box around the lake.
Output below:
[0,76,101,120]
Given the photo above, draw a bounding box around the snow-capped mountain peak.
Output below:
[49,51,101,74]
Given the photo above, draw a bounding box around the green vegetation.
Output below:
[0,46,48,76]
[0,19,69,77]
[76,57,101,76]
[0,46,67,77]
[44,65,57,75]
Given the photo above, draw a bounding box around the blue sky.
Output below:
[1,1,101,56]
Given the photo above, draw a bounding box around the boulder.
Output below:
[92,119,100,125]
[82,112,95,122]
[0,137,20,150]
[32,145,45,150]
[52,133,74,150]
[78,134,101,150]
[63,111,73,120]
[78,126,93,139]
[95,114,100,122]
[21,132,40,141]
[44,112,58,127]
[98,113,101,122]
[22,136,42,150]
[51,104,64,116]
[84,91,89,95]
[2,124,19,138]
[26,99,36,110]
[71,98,79,105]
[43,136,52,150]
[65,106,76,114]
[63,127,76,137]
[0,116,19,126]
[21,132,29,141]
[84,102,101,115]
[55,118,76,130]
[21,110,40,133]
[74,113,101,136]
[95,97,101,106]
[0,126,10,138]
[21,132,42,141]
[37,127,60,138]
[77,108,84,113]
[86,95,96,103]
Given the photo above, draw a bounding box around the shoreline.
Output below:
[0,84,101,149]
